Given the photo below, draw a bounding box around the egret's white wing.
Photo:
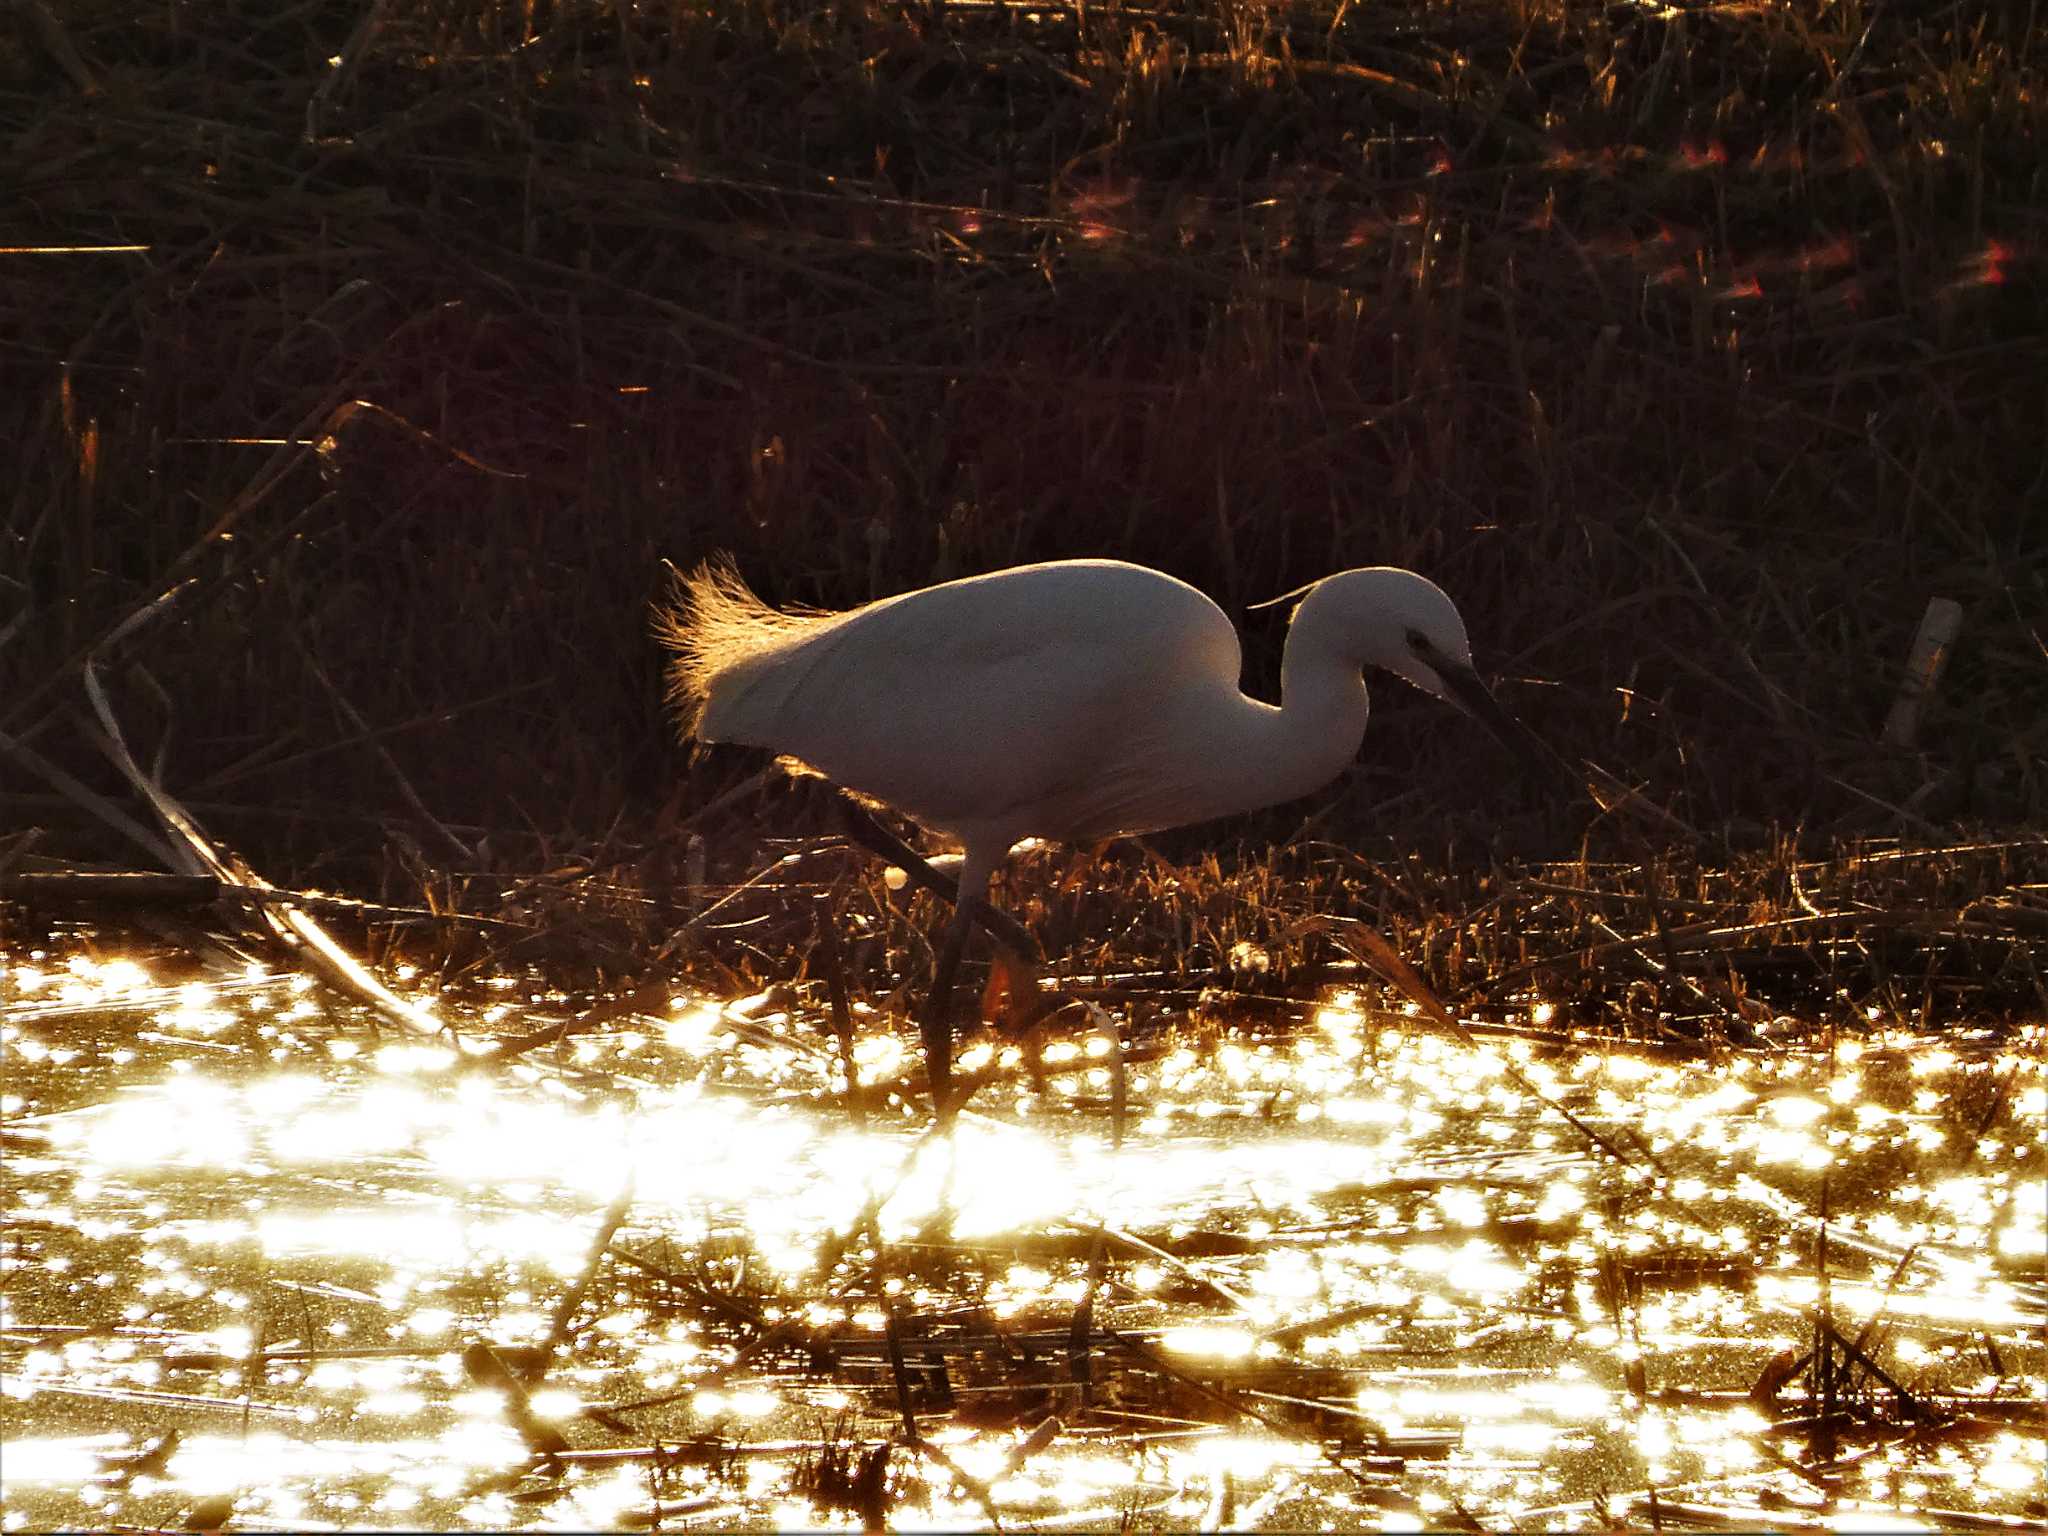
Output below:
[699,561,1241,839]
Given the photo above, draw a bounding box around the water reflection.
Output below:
[4,946,2042,1530]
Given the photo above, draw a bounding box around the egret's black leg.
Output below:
[919,906,971,1124]
[835,793,960,901]
[834,793,1043,966]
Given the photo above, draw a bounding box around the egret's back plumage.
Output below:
[656,558,840,741]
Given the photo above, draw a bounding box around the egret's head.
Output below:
[1297,568,1570,789]
[1293,567,1474,698]
[1368,572,1477,703]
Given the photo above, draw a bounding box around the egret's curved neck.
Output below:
[1138,609,1369,834]
[1252,601,1370,807]
[1179,585,1368,823]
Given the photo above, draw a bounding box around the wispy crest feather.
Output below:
[654,556,836,740]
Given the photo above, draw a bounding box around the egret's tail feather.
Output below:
[654,556,835,742]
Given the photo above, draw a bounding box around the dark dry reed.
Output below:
[1,0,2043,900]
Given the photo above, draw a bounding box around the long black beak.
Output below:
[1436,664,1583,800]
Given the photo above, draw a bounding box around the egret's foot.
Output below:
[980,947,1039,1029]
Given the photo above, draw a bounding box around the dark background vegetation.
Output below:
[3,0,2044,893]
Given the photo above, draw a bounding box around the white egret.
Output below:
[659,557,1554,1116]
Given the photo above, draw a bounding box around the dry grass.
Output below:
[1,0,2043,927]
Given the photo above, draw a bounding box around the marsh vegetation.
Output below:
[3,0,2045,1529]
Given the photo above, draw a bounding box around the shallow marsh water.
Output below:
[2,933,2042,1531]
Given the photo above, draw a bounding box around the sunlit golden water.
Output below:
[3,939,2042,1531]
